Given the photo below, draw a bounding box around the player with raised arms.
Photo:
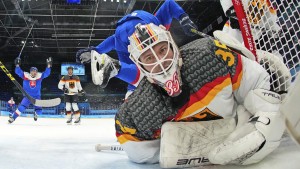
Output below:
[8,57,52,123]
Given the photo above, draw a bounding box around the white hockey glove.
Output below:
[256,50,291,94]
[208,89,285,165]
[213,31,291,94]
[213,30,256,61]
[46,57,52,67]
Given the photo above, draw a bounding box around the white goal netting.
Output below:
[235,0,299,92]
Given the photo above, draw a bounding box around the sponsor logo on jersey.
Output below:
[29,80,36,88]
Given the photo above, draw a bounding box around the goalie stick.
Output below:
[0,60,61,107]
[95,144,123,152]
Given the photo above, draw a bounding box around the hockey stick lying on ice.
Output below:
[0,60,61,107]
[95,144,123,152]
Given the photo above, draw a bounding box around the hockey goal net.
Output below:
[233,0,300,92]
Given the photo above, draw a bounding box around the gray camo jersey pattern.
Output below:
[115,38,240,140]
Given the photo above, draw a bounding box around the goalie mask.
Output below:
[128,23,182,97]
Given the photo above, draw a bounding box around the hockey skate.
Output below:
[73,112,81,125]
[66,112,73,125]
[74,117,81,125]
[33,112,38,121]
[92,53,120,88]
[66,118,72,125]
[8,117,14,124]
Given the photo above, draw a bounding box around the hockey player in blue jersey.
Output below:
[7,97,16,118]
[8,57,53,124]
[76,0,197,93]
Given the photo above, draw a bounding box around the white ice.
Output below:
[1,116,300,169]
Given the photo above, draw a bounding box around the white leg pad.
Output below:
[159,119,236,168]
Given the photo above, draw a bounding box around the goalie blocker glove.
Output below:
[208,89,285,165]
[76,46,96,64]
[179,13,198,36]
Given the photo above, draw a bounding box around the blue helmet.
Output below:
[30,67,38,72]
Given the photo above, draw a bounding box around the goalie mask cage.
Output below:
[233,0,300,92]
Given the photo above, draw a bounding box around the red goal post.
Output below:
[232,0,300,92]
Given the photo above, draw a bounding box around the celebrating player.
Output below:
[8,57,52,123]
[114,23,285,167]
[58,66,84,124]
[76,0,197,94]
[7,97,15,118]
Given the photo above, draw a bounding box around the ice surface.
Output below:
[0,116,300,169]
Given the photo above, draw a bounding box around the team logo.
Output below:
[69,82,75,89]
[29,80,36,88]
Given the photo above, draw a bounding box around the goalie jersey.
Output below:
[115,38,270,145]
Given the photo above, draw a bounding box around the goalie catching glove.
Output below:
[208,89,285,165]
